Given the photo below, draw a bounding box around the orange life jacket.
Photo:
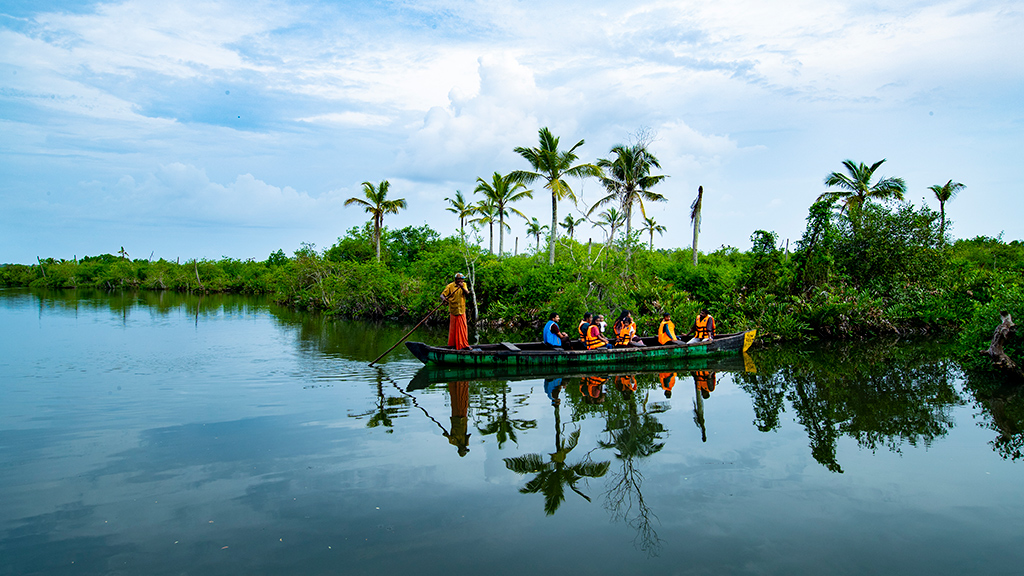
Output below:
[693,370,716,392]
[615,321,635,346]
[578,320,589,338]
[581,376,606,398]
[585,324,605,349]
[658,319,676,344]
[694,314,715,339]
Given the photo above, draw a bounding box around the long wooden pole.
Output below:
[368,299,447,366]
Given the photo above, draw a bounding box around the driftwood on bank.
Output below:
[982,311,1024,379]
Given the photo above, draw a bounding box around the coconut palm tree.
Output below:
[511,127,601,265]
[444,190,476,238]
[525,217,548,253]
[818,159,906,233]
[927,179,965,242]
[474,172,533,257]
[640,216,666,250]
[595,207,623,246]
[471,198,498,253]
[559,214,585,240]
[503,429,610,515]
[344,179,407,262]
[589,144,667,241]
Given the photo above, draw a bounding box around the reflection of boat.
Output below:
[407,353,754,390]
[406,330,756,368]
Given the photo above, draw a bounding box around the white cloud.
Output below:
[108,163,344,228]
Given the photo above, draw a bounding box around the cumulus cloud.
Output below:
[396,53,544,180]
[106,163,345,228]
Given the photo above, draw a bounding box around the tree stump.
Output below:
[982,311,1024,379]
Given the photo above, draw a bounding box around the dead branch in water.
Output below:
[981,311,1024,380]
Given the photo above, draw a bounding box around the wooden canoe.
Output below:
[405,330,755,368]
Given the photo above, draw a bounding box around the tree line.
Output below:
[2,127,1019,377]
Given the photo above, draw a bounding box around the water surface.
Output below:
[2,289,1023,575]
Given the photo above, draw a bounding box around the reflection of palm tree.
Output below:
[504,399,609,515]
[600,386,668,556]
[476,385,537,449]
[350,372,407,433]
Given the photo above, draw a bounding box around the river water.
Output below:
[1,289,1022,575]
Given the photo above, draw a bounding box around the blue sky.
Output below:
[1,0,1021,264]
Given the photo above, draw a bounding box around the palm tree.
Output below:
[595,207,623,246]
[444,190,476,238]
[589,144,667,241]
[690,185,703,266]
[474,172,533,257]
[471,198,498,253]
[525,217,548,253]
[640,216,666,250]
[344,179,407,262]
[559,214,585,240]
[818,159,906,232]
[511,127,601,265]
[927,179,965,242]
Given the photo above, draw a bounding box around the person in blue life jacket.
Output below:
[543,313,570,349]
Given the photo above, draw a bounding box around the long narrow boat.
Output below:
[405,329,756,368]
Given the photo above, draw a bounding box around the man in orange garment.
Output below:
[440,273,471,350]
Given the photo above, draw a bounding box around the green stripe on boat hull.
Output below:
[405,330,754,368]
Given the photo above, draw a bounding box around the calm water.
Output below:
[2,289,1023,575]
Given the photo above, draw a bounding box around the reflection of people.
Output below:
[693,370,717,399]
[543,313,570,349]
[686,309,716,344]
[544,377,564,407]
[580,376,607,404]
[445,381,471,456]
[658,312,684,345]
[440,273,471,350]
[616,374,637,399]
[659,372,676,398]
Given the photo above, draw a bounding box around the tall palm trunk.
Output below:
[690,186,703,267]
[549,193,557,265]
[374,215,382,262]
[939,202,946,241]
[499,214,505,256]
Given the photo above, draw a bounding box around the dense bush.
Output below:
[4,207,1024,350]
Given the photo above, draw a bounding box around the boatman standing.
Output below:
[440,273,471,350]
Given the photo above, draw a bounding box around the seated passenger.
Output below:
[658,312,684,345]
[584,311,612,349]
[613,310,646,347]
[686,309,716,344]
[542,312,570,349]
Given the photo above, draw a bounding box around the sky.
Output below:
[1,0,1021,264]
